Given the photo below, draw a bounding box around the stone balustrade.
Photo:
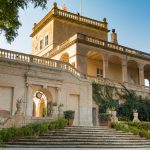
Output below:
[0,49,82,79]
[86,75,150,93]
[0,48,149,94]
[78,33,150,61]
[32,6,108,35]
[55,9,107,30]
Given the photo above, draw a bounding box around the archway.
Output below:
[60,53,69,63]
[108,55,122,82]
[87,51,103,80]
[144,64,150,87]
[33,90,53,117]
[127,60,139,85]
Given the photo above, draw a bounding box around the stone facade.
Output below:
[0,3,150,128]
[0,54,92,127]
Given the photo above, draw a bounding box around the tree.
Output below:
[0,0,48,43]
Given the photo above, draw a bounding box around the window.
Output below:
[40,39,43,50]
[45,35,49,46]
[97,68,103,78]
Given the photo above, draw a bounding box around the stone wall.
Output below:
[0,58,93,127]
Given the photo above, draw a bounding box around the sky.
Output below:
[0,0,150,54]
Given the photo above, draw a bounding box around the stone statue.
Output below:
[133,110,140,122]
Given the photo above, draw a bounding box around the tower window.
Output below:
[97,68,103,78]
[40,39,43,50]
[45,35,49,46]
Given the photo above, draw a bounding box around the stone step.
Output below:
[5,126,150,148]
[7,141,150,145]
[57,128,117,132]
[41,133,139,137]
[4,144,150,148]
[15,138,150,143]
[47,130,134,135]
[20,135,143,140]
[65,126,110,130]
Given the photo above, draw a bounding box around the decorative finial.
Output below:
[53,2,57,9]
[103,18,107,22]
[111,29,118,44]
[112,29,116,33]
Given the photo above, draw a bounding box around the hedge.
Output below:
[0,118,68,145]
[112,122,150,139]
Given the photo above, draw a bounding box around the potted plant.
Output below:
[64,110,75,126]
[99,113,112,126]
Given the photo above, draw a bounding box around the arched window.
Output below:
[144,79,150,87]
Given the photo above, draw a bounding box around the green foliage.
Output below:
[0,0,48,43]
[127,122,150,131]
[92,83,150,121]
[0,118,67,145]
[99,113,111,121]
[117,85,150,121]
[64,110,75,120]
[112,122,150,139]
[52,102,57,106]
[92,83,119,113]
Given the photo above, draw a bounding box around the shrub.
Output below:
[0,118,67,145]
[112,122,150,139]
[127,122,150,131]
[99,113,111,121]
[64,110,75,120]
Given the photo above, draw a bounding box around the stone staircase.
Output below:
[5,126,150,148]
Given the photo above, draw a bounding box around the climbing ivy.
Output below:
[92,82,150,121]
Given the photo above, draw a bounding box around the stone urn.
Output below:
[15,99,23,115]
[106,108,112,115]
[133,111,140,122]
[111,110,118,122]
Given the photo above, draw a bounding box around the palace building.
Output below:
[0,3,150,127]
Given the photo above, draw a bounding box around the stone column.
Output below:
[26,85,33,117]
[56,87,63,118]
[139,64,145,88]
[122,60,128,86]
[103,54,109,78]
[76,55,87,78]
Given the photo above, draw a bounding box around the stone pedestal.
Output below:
[52,106,58,118]
[133,112,140,122]
[111,110,118,122]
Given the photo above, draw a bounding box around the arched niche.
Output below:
[127,60,139,85]
[108,55,122,82]
[87,51,104,79]
[33,88,53,117]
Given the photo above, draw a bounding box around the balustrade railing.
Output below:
[55,9,107,29]
[32,7,107,34]
[80,34,150,60]
[0,49,82,79]
[87,75,150,92]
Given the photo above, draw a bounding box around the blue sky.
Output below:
[0,0,150,54]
